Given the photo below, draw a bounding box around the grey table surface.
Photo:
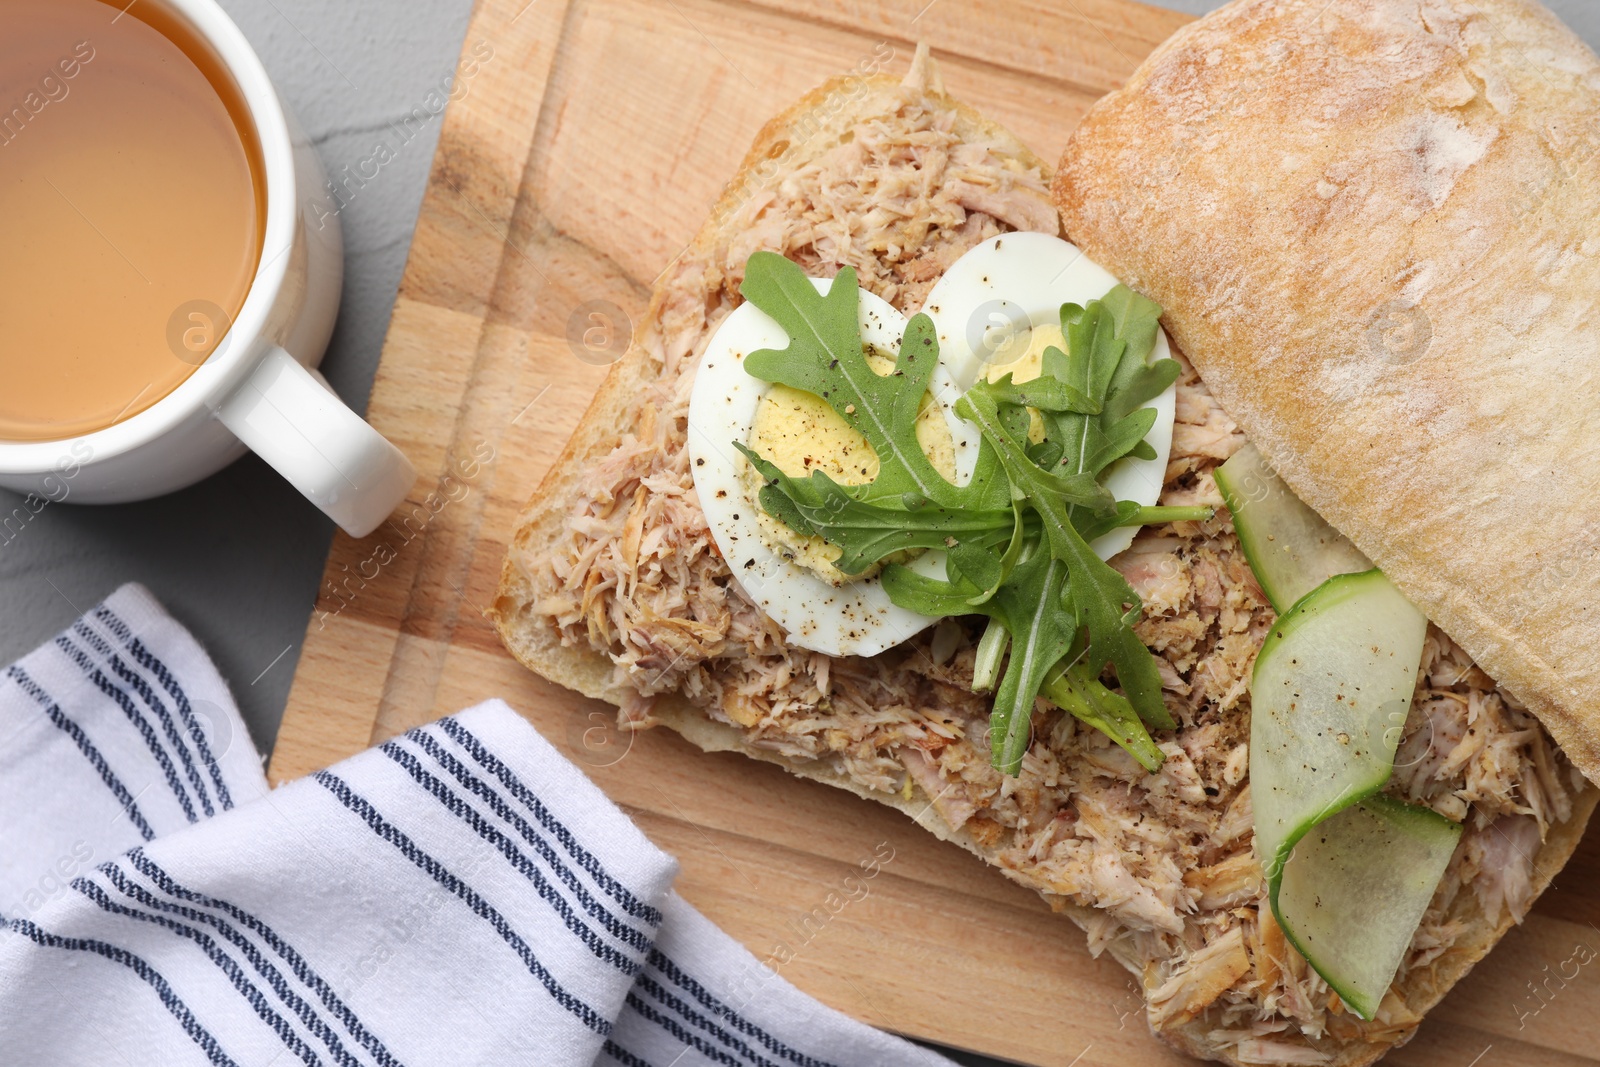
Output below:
[4,1,1599,1063]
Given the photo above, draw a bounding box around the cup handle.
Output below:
[217,346,416,537]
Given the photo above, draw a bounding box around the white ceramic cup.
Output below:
[0,0,416,538]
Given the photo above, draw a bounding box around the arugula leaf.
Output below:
[1059,532,1174,730]
[882,545,1078,774]
[1085,407,1159,474]
[1041,660,1166,772]
[1036,291,1181,485]
[1059,300,1125,404]
[740,254,1008,513]
[879,564,984,619]
[978,375,1100,415]
[735,443,1013,576]
[733,251,1208,775]
[960,387,1117,517]
[958,386,1175,731]
[980,550,1081,771]
[1100,286,1163,398]
[1106,360,1182,423]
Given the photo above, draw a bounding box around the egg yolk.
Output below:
[983,323,1068,444]
[745,344,957,585]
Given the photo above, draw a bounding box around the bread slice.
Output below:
[1048,1,1600,1059]
[494,44,1055,708]
[1054,0,1600,788]
[494,45,1596,1067]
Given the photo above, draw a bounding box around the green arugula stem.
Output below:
[1041,662,1166,772]
[1117,505,1214,527]
[972,618,1008,693]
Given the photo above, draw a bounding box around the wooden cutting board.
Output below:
[267,0,1600,1062]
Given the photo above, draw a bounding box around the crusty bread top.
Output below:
[1055,0,1600,784]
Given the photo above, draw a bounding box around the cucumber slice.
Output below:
[1216,442,1372,613]
[1250,569,1427,880]
[1232,446,1448,1019]
[1274,795,1462,1019]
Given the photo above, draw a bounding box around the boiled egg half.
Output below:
[687,279,979,659]
[921,232,1177,561]
[687,235,1177,658]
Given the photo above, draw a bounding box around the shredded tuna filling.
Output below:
[515,90,1582,1061]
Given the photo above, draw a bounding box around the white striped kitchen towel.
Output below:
[0,583,953,1067]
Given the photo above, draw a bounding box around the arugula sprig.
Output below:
[734,252,1209,775]
[957,385,1173,735]
[886,544,1083,769]
[736,266,1010,512]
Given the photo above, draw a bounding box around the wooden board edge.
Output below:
[270,0,566,781]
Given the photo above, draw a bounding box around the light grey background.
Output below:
[2,2,1598,1062]
[0,0,478,745]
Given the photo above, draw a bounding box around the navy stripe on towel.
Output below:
[405,727,654,954]
[635,971,784,1067]
[625,991,741,1067]
[314,769,611,1036]
[383,738,642,972]
[4,666,155,842]
[91,604,135,644]
[6,917,239,1067]
[98,862,371,1067]
[126,850,402,1067]
[602,1040,658,1067]
[72,877,323,1067]
[647,951,842,1067]
[72,622,216,819]
[56,636,198,823]
[380,740,638,973]
[96,604,235,811]
[437,718,664,926]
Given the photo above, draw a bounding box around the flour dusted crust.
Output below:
[1054,0,1600,785]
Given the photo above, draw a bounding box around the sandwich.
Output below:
[491,4,1600,1062]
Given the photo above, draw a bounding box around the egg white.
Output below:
[920,232,1177,560]
[689,239,1179,657]
[687,278,980,659]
